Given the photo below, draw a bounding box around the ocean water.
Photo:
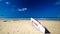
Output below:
[0,0,60,19]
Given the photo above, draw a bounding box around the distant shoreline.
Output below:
[0,18,60,21]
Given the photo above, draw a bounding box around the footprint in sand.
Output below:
[3,20,7,22]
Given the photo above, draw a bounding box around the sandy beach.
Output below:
[0,20,60,34]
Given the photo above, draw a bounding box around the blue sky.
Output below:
[0,0,60,18]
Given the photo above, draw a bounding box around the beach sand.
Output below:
[0,20,60,34]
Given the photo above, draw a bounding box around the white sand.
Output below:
[0,20,60,34]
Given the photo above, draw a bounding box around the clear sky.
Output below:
[0,0,60,18]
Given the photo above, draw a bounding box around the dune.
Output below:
[0,19,60,34]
